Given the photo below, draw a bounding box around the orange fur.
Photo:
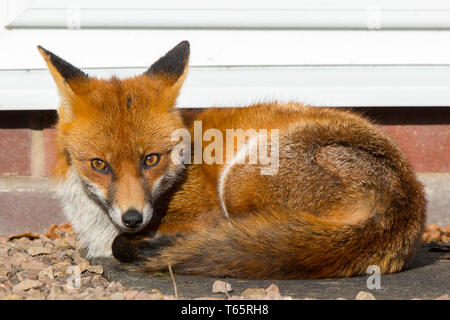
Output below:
[39,42,426,279]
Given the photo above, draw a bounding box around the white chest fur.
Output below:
[55,170,119,258]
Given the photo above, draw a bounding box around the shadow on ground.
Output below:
[92,243,449,300]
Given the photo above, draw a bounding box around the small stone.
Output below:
[435,294,449,300]
[31,239,43,247]
[77,261,89,273]
[65,237,77,249]
[65,248,75,256]
[53,262,71,277]
[110,292,125,300]
[81,276,91,286]
[13,279,42,292]
[135,289,164,300]
[11,252,28,266]
[265,284,280,295]
[38,267,54,280]
[0,268,8,278]
[106,281,119,295]
[16,270,39,281]
[355,291,376,300]
[40,255,58,266]
[27,246,51,256]
[0,246,9,256]
[3,294,22,300]
[69,250,86,264]
[0,255,12,268]
[123,290,139,300]
[53,261,71,272]
[51,251,68,259]
[0,282,13,291]
[10,237,34,249]
[106,281,125,295]
[47,285,65,300]
[441,224,450,234]
[86,265,103,275]
[0,287,8,298]
[90,274,109,286]
[38,234,53,244]
[54,238,73,249]
[44,242,54,250]
[241,288,267,299]
[148,289,164,299]
[92,287,105,298]
[212,280,232,294]
[8,232,39,241]
[265,284,282,299]
[24,289,47,300]
[116,282,125,292]
[226,295,245,300]
[21,260,47,272]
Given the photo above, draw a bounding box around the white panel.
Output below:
[6,0,450,29]
[21,0,450,10]
[2,30,450,70]
[2,0,450,109]
[1,66,450,111]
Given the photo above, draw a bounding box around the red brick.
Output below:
[379,124,450,172]
[43,128,57,177]
[0,129,31,175]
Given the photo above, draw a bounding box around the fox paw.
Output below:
[112,234,180,263]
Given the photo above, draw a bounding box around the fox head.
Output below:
[38,41,190,233]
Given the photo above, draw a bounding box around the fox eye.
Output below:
[143,153,160,169]
[91,158,109,173]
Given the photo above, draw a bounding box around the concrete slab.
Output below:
[418,172,450,226]
[93,243,449,300]
[0,177,64,234]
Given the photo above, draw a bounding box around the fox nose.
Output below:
[122,209,143,229]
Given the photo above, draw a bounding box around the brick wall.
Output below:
[0,108,449,179]
[0,111,57,177]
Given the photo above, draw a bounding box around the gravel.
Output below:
[0,224,173,300]
[0,223,448,300]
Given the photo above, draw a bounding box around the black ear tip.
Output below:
[175,40,190,55]
[178,40,190,49]
[37,45,49,55]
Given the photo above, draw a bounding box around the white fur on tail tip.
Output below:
[55,169,119,258]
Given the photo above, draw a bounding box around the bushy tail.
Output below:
[112,206,424,279]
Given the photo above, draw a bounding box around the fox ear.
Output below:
[144,41,190,86]
[37,46,89,118]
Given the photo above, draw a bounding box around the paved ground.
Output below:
[94,242,449,300]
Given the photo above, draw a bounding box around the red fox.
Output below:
[38,41,426,279]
